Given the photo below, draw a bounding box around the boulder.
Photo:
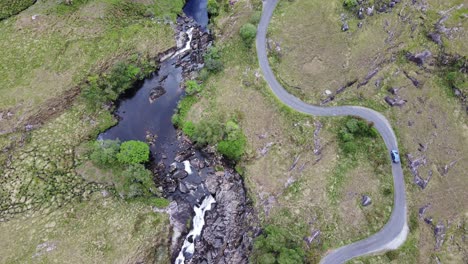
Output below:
[385,96,407,107]
[361,195,372,206]
[342,22,349,32]
[149,86,166,103]
[434,221,446,250]
[173,170,188,179]
[406,50,432,66]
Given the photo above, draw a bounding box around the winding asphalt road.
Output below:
[256,0,409,263]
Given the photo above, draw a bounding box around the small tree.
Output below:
[90,139,121,168]
[121,164,157,198]
[207,0,219,17]
[239,23,257,48]
[204,46,224,73]
[217,120,246,161]
[117,140,150,164]
[185,80,203,95]
[192,120,224,146]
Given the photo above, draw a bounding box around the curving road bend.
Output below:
[256,0,409,263]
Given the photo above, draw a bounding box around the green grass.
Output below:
[328,117,388,203]
[0,0,35,20]
[0,194,171,263]
[0,2,182,260]
[0,0,178,133]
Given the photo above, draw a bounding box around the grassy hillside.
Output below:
[268,0,468,263]
[0,0,36,20]
[0,0,182,262]
[0,0,183,134]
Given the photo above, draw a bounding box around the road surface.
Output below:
[256,0,409,263]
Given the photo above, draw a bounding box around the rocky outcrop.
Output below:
[406,154,432,189]
[191,169,255,263]
[385,95,407,107]
[154,136,255,263]
[406,50,432,66]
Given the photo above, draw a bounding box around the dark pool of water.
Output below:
[183,0,208,29]
[99,59,183,159]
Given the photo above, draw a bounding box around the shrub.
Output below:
[250,11,262,25]
[90,140,121,168]
[204,46,224,73]
[172,95,197,127]
[207,0,219,17]
[217,120,246,161]
[185,80,203,95]
[253,225,305,264]
[182,121,196,138]
[121,164,156,198]
[192,120,224,146]
[82,62,147,111]
[217,135,246,161]
[343,0,358,9]
[117,140,150,164]
[337,117,380,156]
[239,23,257,48]
[150,197,170,208]
[0,0,36,20]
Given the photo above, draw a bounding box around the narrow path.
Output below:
[256,1,408,263]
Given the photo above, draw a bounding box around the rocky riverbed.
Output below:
[102,9,256,263]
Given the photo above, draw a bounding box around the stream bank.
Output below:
[100,0,256,262]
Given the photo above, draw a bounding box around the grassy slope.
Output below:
[0,0,36,20]
[269,0,468,263]
[0,0,181,133]
[184,0,394,262]
[0,0,182,262]
[0,193,171,263]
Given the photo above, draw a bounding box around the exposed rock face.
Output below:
[385,96,407,107]
[191,170,255,263]
[149,86,166,103]
[157,14,212,80]
[406,154,432,189]
[434,221,446,250]
[154,131,256,263]
[406,50,432,66]
[150,14,254,263]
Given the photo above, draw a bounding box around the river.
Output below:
[99,0,249,263]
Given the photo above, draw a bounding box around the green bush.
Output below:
[172,95,197,127]
[0,0,36,20]
[250,11,262,25]
[90,140,121,168]
[338,117,378,155]
[207,0,219,17]
[192,120,224,146]
[182,121,196,138]
[204,46,224,73]
[121,164,156,198]
[185,80,203,95]
[239,23,257,48]
[217,136,246,161]
[82,62,149,111]
[217,120,246,161]
[117,140,150,164]
[150,197,170,208]
[343,0,358,9]
[253,225,305,264]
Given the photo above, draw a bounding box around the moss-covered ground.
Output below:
[0,0,181,262]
